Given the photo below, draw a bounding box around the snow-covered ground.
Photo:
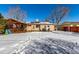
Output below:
[24,38,79,54]
[0,31,79,54]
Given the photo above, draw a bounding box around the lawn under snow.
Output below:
[17,31,79,54]
[22,38,79,54]
[0,31,79,54]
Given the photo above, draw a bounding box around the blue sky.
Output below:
[0,4,79,22]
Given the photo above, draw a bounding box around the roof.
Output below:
[68,22,79,23]
[63,22,79,24]
[62,22,79,26]
[7,18,26,25]
[26,22,54,25]
[7,18,54,25]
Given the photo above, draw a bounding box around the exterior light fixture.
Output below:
[70,25,73,27]
[76,25,79,27]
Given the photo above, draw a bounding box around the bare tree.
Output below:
[8,5,27,22]
[47,6,69,30]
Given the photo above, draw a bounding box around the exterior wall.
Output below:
[49,25,55,31]
[7,19,27,33]
[40,24,55,31]
[61,25,79,32]
[40,25,46,31]
[32,25,40,31]
[69,26,79,32]
[61,22,79,32]
[25,24,55,32]
[7,19,55,32]
[25,24,32,31]
[26,24,40,31]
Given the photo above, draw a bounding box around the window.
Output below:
[36,25,40,28]
[48,25,50,27]
[13,24,16,28]
[33,26,35,29]
[28,24,31,26]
